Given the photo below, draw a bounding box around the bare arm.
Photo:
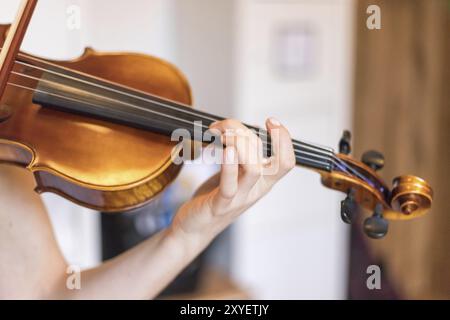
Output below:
[0,118,295,299]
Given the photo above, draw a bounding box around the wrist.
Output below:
[164,219,213,261]
[165,194,236,257]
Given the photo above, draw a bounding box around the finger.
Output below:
[263,117,296,180]
[218,146,239,200]
[210,119,261,162]
[210,119,244,131]
[209,118,247,155]
[211,119,264,191]
[221,127,263,191]
[235,131,263,191]
[222,128,261,164]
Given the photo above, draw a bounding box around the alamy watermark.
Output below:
[66,5,81,30]
[66,265,81,290]
[366,5,381,30]
[366,265,381,290]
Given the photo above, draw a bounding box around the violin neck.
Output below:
[25,57,334,173]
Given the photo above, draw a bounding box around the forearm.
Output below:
[46,177,225,300]
[50,222,213,300]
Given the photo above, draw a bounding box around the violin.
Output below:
[0,0,433,239]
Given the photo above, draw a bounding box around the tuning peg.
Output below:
[361,150,385,171]
[339,130,351,155]
[340,189,357,224]
[363,203,389,239]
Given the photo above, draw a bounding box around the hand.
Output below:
[169,117,296,248]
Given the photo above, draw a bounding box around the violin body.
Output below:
[0,24,189,212]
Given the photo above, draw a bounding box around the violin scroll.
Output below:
[390,175,433,218]
[320,131,433,239]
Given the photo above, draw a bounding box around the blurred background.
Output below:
[1,0,448,299]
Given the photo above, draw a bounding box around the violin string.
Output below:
[10,54,333,154]
[3,53,372,183]
[5,81,333,166]
[7,79,373,184]
[0,48,372,183]
[14,61,333,158]
[10,64,335,160]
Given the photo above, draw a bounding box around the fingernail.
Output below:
[226,147,235,163]
[268,117,281,126]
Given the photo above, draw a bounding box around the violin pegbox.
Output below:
[325,130,433,239]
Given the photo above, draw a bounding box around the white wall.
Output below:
[172,0,234,117]
[230,0,355,299]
